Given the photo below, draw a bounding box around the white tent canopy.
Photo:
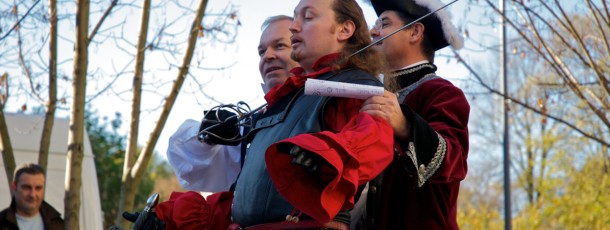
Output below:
[0,113,103,230]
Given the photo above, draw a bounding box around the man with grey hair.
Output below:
[119,15,302,229]
[165,15,300,194]
[0,163,64,230]
[258,15,301,93]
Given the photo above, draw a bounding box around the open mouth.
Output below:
[291,37,302,47]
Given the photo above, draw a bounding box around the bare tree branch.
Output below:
[17,28,45,104]
[483,0,610,134]
[553,0,610,98]
[0,0,41,42]
[88,0,118,45]
[521,3,610,128]
[130,0,208,192]
[453,49,610,148]
[38,0,59,181]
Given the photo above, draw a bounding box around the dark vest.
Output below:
[231,69,382,227]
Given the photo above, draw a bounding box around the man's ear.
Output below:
[409,23,425,42]
[11,181,16,191]
[337,20,356,42]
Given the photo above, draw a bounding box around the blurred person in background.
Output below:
[0,163,64,230]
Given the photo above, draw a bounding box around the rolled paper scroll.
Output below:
[304,78,384,99]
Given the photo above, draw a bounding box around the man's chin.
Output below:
[290,51,301,62]
[371,45,383,52]
[19,205,40,215]
[265,78,284,90]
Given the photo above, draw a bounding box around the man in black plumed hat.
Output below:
[358,0,470,229]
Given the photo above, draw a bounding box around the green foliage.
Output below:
[457,159,505,229]
[459,151,610,229]
[455,0,609,228]
[457,187,504,229]
[85,109,170,229]
[85,110,124,229]
[513,152,610,229]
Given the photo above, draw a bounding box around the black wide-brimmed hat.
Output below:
[366,0,463,51]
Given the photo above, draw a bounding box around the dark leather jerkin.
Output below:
[231,68,382,227]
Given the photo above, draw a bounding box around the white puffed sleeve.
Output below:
[167,119,241,192]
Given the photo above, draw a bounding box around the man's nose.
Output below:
[370,27,379,37]
[263,49,276,61]
[289,20,299,34]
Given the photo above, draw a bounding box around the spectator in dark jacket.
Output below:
[0,163,63,230]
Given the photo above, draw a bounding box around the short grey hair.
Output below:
[261,15,293,31]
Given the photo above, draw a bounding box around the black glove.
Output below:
[122,211,140,222]
[122,211,165,230]
[277,144,328,172]
[288,145,323,172]
[198,109,241,145]
[280,144,335,185]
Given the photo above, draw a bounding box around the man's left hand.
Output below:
[361,90,409,141]
[279,144,335,185]
[288,145,323,172]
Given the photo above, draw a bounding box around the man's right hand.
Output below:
[122,211,165,230]
[198,109,241,145]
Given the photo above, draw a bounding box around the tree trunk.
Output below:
[0,101,16,193]
[116,0,152,227]
[116,0,209,228]
[39,0,58,180]
[64,0,89,228]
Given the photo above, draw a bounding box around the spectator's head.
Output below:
[258,15,300,90]
[290,0,381,74]
[11,163,46,217]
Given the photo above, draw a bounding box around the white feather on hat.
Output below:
[412,0,463,49]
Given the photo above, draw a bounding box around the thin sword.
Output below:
[349,0,460,58]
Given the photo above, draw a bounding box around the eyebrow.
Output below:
[273,37,287,43]
[294,6,313,17]
[375,16,389,25]
[258,37,287,50]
